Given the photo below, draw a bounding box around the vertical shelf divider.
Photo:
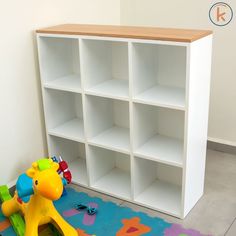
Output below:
[128,41,135,201]
[79,38,91,187]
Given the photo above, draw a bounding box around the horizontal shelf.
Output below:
[44,74,81,93]
[134,135,183,167]
[92,167,131,200]
[135,180,181,217]
[70,158,88,186]
[134,85,185,110]
[48,118,85,142]
[85,79,129,100]
[89,126,130,154]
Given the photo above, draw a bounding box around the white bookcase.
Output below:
[37,24,212,218]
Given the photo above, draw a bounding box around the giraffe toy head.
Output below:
[26,159,63,201]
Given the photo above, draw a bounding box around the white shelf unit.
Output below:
[133,103,184,167]
[39,37,81,93]
[37,30,212,218]
[134,157,182,217]
[81,39,129,100]
[44,89,85,142]
[48,136,88,186]
[85,95,130,154]
[131,43,186,110]
[88,145,131,200]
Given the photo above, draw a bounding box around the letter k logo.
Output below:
[217,7,226,21]
[209,2,233,26]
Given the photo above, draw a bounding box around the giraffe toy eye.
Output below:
[35,180,38,185]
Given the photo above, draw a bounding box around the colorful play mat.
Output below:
[0,187,211,236]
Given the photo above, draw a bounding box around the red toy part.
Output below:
[59,160,68,172]
[58,157,72,184]
[63,170,72,184]
[17,197,23,204]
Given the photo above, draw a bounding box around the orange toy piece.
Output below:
[116,217,151,236]
[1,159,78,236]
[0,219,11,232]
[77,228,96,236]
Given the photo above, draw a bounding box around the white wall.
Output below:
[0,0,120,185]
[121,0,236,146]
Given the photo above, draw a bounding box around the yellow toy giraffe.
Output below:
[1,159,78,236]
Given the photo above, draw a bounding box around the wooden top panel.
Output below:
[36,24,212,43]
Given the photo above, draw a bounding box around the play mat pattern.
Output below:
[0,187,211,236]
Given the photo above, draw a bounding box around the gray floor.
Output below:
[72,149,236,236]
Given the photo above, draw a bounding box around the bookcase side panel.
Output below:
[183,35,212,218]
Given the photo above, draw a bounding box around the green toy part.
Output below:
[37,158,51,171]
[0,185,25,236]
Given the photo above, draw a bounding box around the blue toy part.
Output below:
[62,178,67,186]
[75,204,98,215]
[61,188,67,197]
[16,173,33,203]
[21,195,31,203]
[61,178,68,197]
[51,156,59,163]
